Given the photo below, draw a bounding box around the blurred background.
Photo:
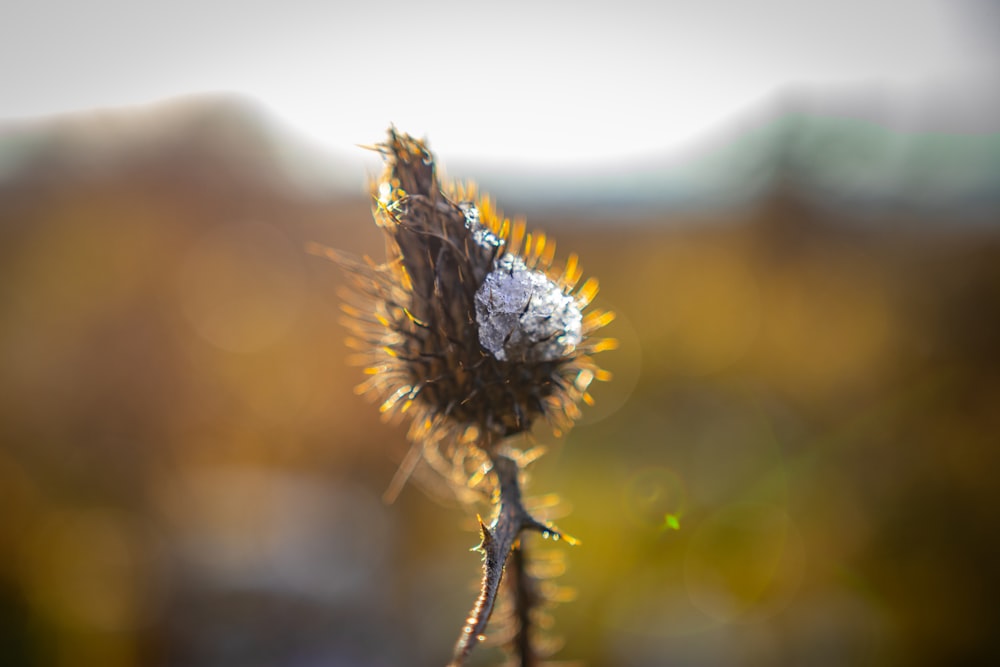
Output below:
[2,1,1000,665]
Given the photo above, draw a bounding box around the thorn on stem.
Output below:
[449,455,576,667]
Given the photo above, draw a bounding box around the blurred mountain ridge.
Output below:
[0,92,363,201]
[1,84,999,224]
[468,83,1000,220]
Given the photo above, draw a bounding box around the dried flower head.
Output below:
[323,128,615,502]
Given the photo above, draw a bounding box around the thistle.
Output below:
[316,128,615,666]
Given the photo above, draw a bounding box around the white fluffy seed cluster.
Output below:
[465,205,583,363]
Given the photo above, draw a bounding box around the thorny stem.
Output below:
[449,455,570,667]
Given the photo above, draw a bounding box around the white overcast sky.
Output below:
[1,0,997,166]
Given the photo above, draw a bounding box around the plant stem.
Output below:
[449,455,554,667]
[508,541,537,667]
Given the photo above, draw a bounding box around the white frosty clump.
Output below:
[475,254,582,362]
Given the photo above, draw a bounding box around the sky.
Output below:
[2,0,997,167]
